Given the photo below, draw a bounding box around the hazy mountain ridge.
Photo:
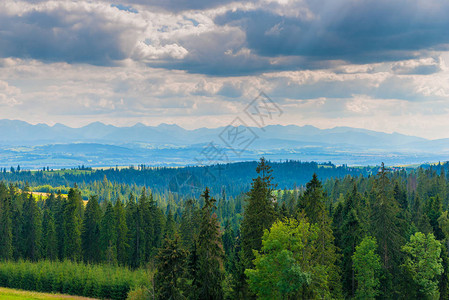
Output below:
[0,119,448,168]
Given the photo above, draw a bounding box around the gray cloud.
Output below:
[214,0,449,63]
[2,1,449,76]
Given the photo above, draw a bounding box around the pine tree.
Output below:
[180,199,200,250]
[0,182,12,260]
[300,173,325,223]
[164,208,176,239]
[42,208,58,260]
[194,188,225,300]
[241,158,276,264]
[11,187,24,260]
[126,194,145,268]
[81,195,102,263]
[22,193,42,261]
[114,199,128,266]
[100,201,117,264]
[155,235,188,300]
[300,174,342,298]
[340,184,364,298]
[371,163,405,298]
[63,188,83,261]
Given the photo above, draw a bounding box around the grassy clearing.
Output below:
[0,287,96,300]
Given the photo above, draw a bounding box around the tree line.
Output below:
[1,159,449,299]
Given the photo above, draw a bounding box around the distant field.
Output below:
[0,287,96,300]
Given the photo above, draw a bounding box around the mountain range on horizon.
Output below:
[1,119,449,168]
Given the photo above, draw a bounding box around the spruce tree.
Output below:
[194,188,225,300]
[114,199,128,266]
[42,208,58,260]
[300,174,342,298]
[100,201,117,264]
[63,188,83,261]
[22,193,42,261]
[241,157,276,264]
[371,163,405,298]
[155,235,188,300]
[126,194,145,268]
[164,208,176,239]
[0,182,12,260]
[81,195,102,263]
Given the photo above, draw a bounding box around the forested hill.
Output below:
[0,160,375,198]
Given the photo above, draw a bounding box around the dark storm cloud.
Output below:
[0,6,130,65]
[2,0,449,76]
[214,0,449,63]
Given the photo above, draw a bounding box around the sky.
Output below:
[1,0,449,139]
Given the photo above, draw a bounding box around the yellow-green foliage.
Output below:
[0,287,94,299]
[0,260,151,300]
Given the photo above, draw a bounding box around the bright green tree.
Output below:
[352,236,382,300]
[402,232,443,299]
[245,218,312,299]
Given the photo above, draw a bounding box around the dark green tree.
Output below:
[22,193,42,261]
[241,157,277,264]
[155,234,188,300]
[100,201,117,264]
[371,163,405,297]
[114,199,128,266]
[63,188,83,261]
[81,195,102,263]
[0,182,12,260]
[194,188,225,300]
[42,208,58,260]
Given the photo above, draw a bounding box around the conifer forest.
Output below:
[1,159,449,299]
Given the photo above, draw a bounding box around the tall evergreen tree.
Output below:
[164,208,176,239]
[155,235,188,300]
[0,182,12,260]
[63,188,83,261]
[100,201,117,264]
[81,195,102,263]
[340,184,364,298]
[114,199,128,266]
[126,194,145,268]
[300,174,342,298]
[42,208,58,260]
[241,157,276,264]
[194,188,225,300]
[22,193,42,261]
[371,163,405,298]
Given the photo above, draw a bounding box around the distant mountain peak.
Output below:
[132,122,146,128]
